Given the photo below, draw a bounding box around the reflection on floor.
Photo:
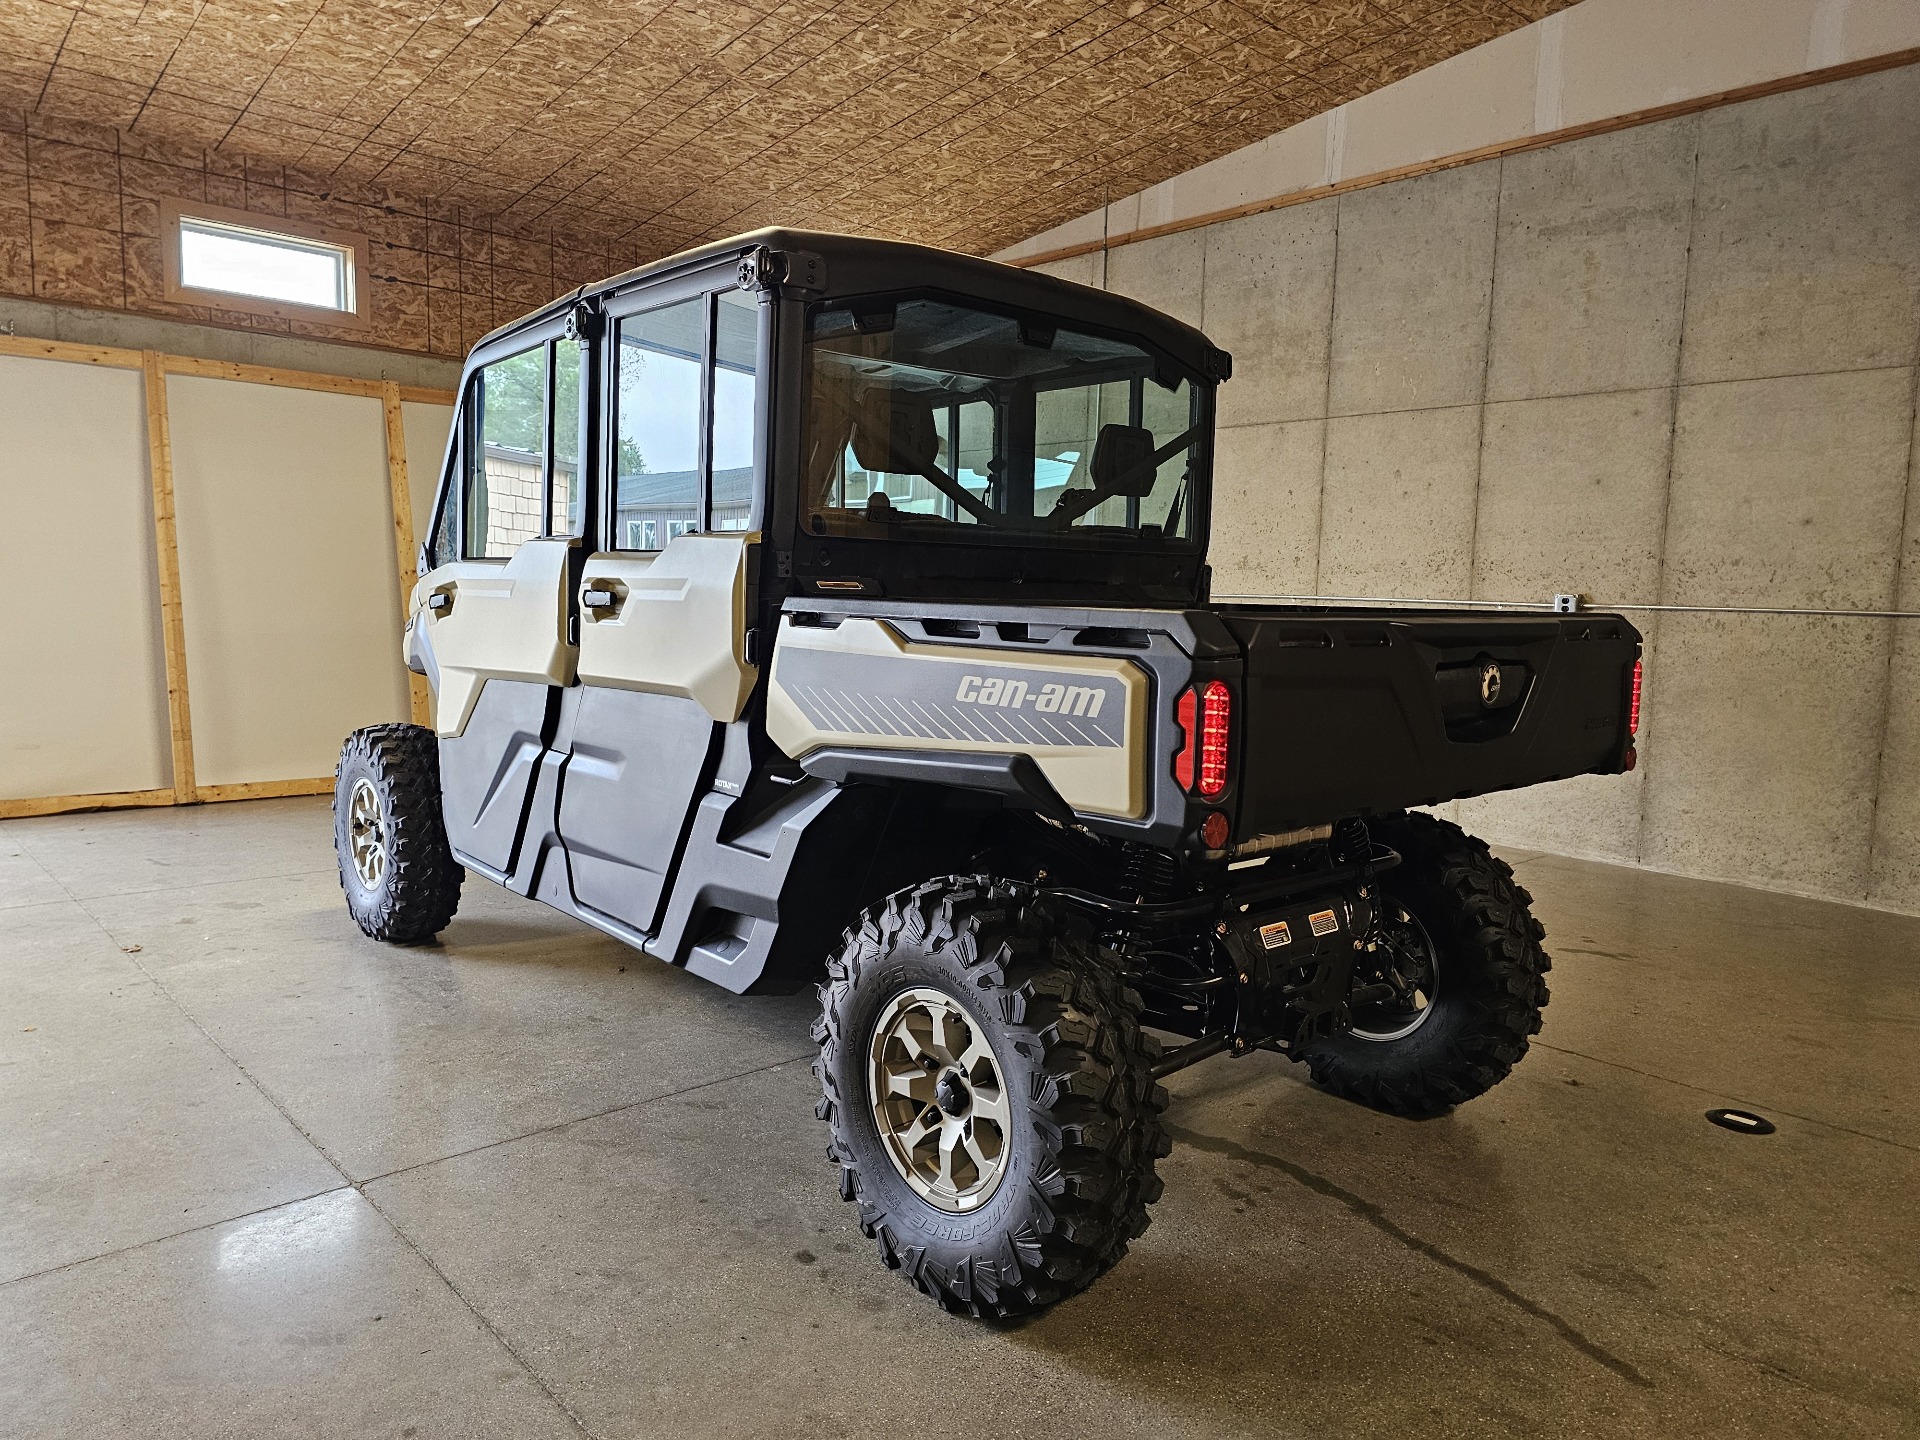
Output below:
[3,797,1915,1438]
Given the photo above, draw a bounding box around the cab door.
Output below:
[556,284,762,935]
[411,326,585,875]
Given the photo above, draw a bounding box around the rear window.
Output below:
[802,296,1205,551]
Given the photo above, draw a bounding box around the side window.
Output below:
[611,287,762,549]
[613,299,703,551]
[463,346,547,559]
[550,341,584,536]
[428,454,458,567]
[710,288,759,532]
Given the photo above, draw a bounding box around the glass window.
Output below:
[613,299,704,550]
[802,297,1202,549]
[178,215,355,312]
[429,459,458,568]
[551,341,584,536]
[711,289,759,533]
[463,345,548,559]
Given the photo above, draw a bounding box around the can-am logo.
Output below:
[955,674,1107,718]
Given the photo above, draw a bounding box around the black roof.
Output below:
[483,227,1231,381]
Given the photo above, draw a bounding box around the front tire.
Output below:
[814,877,1170,1318]
[333,724,462,943]
[1301,813,1549,1117]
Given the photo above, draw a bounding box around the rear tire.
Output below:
[813,876,1170,1318]
[333,724,462,943]
[1301,813,1549,1117]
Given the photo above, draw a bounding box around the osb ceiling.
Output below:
[0,0,1571,262]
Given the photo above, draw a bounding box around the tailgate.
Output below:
[1219,608,1641,835]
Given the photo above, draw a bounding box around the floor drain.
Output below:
[1706,1108,1775,1135]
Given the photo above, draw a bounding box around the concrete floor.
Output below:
[2,797,1915,1440]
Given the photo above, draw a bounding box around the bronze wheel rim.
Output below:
[867,986,1011,1213]
[347,778,387,889]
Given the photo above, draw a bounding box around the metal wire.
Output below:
[1211,593,1920,620]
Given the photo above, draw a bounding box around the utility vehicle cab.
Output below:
[402,228,1237,982]
[339,227,1636,1319]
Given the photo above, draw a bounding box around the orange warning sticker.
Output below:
[1259,920,1292,949]
[1308,909,1339,937]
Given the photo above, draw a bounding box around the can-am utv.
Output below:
[334,228,1642,1317]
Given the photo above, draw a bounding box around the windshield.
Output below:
[802,296,1205,547]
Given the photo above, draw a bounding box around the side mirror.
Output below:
[851,391,939,475]
[1090,423,1157,497]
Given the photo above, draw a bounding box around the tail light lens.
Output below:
[1176,681,1233,796]
[1629,659,1644,735]
[1198,681,1231,796]
[1175,688,1197,790]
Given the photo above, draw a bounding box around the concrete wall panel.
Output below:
[1319,406,1481,598]
[1103,230,1205,328]
[1868,401,1920,910]
[1201,202,1336,429]
[1639,614,1891,897]
[1029,253,1102,288]
[1662,369,1913,610]
[1327,164,1501,415]
[1454,761,1648,864]
[1472,388,1673,605]
[1207,420,1324,599]
[1874,622,1920,910]
[1486,121,1697,401]
[1681,65,1920,385]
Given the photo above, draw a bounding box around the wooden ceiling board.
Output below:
[5,0,1571,267]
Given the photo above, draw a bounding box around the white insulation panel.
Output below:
[167,375,409,787]
[0,355,173,800]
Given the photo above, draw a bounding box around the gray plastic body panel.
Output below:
[557,687,717,936]
[439,678,551,875]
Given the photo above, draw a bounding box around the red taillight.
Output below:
[1197,680,1231,796]
[1175,687,1197,790]
[1629,659,1644,735]
[1174,681,1232,795]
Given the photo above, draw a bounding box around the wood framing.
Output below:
[194,778,336,803]
[0,789,179,822]
[382,380,434,726]
[0,334,144,369]
[158,353,453,405]
[142,350,198,805]
[1010,46,1920,271]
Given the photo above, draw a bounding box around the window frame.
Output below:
[160,198,371,329]
[431,306,584,566]
[599,264,767,554]
[797,289,1210,550]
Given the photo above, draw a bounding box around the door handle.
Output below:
[426,591,452,612]
[582,588,616,609]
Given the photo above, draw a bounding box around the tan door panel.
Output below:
[410,536,576,737]
[575,533,759,723]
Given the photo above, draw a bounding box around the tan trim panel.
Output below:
[413,537,578,738]
[768,615,1150,819]
[576,533,760,724]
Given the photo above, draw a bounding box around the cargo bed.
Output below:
[1216,605,1641,839]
